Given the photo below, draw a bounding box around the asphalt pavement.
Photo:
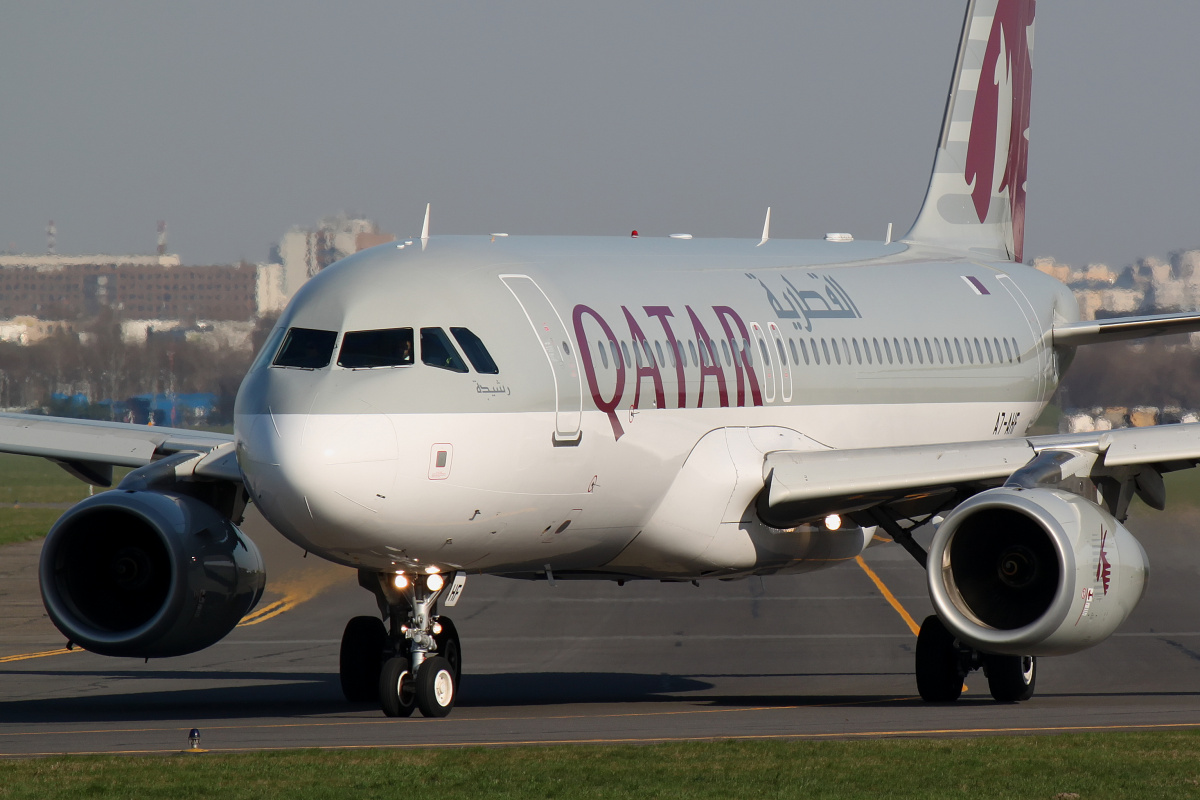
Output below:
[3,504,1200,756]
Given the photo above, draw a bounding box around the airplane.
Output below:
[7,0,1200,719]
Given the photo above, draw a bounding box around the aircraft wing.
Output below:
[762,423,1200,528]
[0,411,236,487]
[1052,310,1200,347]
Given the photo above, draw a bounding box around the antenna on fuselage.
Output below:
[421,202,431,250]
[756,207,771,247]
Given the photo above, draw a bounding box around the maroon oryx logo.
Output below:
[964,0,1035,261]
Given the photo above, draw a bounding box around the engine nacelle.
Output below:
[39,490,265,658]
[928,487,1147,657]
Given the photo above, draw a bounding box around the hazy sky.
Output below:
[2,1,1197,268]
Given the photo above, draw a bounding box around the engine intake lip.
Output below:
[928,488,1077,651]
[39,492,189,654]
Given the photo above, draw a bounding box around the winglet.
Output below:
[757,207,771,247]
[420,203,431,249]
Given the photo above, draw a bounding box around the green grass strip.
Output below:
[2,733,1199,799]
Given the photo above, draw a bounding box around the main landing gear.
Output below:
[915,615,1036,703]
[339,569,463,717]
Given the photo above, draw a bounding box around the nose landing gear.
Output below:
[339,569,463,717]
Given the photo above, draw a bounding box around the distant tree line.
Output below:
[0,310,278,425]
[1058,337,1200,410]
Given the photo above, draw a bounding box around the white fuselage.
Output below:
[234,235,1077,581]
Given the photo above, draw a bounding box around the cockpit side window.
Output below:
[273,327,337,369]
[420,328,469,373]
[338,328,414,369]
[449,327,499,374]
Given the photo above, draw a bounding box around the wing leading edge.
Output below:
[1052,311,1200,348]
[0,412,235,487]
[761,423,1200,531]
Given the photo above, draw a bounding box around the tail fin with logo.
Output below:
[903,0,1036,262]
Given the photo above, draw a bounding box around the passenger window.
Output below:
[759,338,771,366]
[974,337,984,363]
[776,338,787,365]
[722,339,732,366]
[943,337,953,364]
[955,338,964,363]
[688,340,699,367]
[852,338,862,364]
[338,327,415,369]
[420,328,469,373]
[450,327,499,374]
[904,338,915,364]
[831,338,841,365]
[610,341,621,368]
[621,341,633,368]
[598,340,610,369]
[883,338,893,364]
[893,338,903,364]
[861,338,871,365]
[1012,337,1021,363]
[821,338,831,364]
[800,339,810,365]
[935,337,943,364]
[1003,338,1012,362]
[788,339,799,366]
[873,338,882,364]
[984,337,994,363]
[274,327,338,369]
[924,338,934,363]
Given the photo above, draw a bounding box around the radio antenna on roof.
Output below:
[757,207,771,247]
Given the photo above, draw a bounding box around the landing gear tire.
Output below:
[916,615,963,702]
[379,656,418,717]
[434,617,462,686]
[984,654,1036,702]
[416,655,456,718]
[340,616,387,703]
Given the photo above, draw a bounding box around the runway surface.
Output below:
[3,504,1200,756]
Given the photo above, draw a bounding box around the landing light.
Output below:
[424,566,441,574]
[426,573,445,592]
[824,514,842,531]
[393,573,409,590]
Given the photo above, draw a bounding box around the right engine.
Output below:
[927,486,1148,657]
[39,489,265,658]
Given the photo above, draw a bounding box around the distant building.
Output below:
[0,253,256,320]
[261,215,394,313]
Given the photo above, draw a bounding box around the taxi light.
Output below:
[393,573,409,589]
[824,514,842,531]
[426,573,445,592]
[424,566,441,574]
[432,622,443,635]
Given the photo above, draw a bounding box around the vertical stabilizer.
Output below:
[903,0,1036,262]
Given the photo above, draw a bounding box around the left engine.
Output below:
[927,486,1148,657]
[39,489,265,658]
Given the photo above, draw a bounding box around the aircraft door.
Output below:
[500,275,583,442]
[767,322,792,403]
[996,274,1049,403]
[750,322,776,403]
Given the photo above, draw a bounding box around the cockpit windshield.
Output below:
[272,327,337,369]
[450,327,500,374]
[338,328,414,369]
[420,328,469,373]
